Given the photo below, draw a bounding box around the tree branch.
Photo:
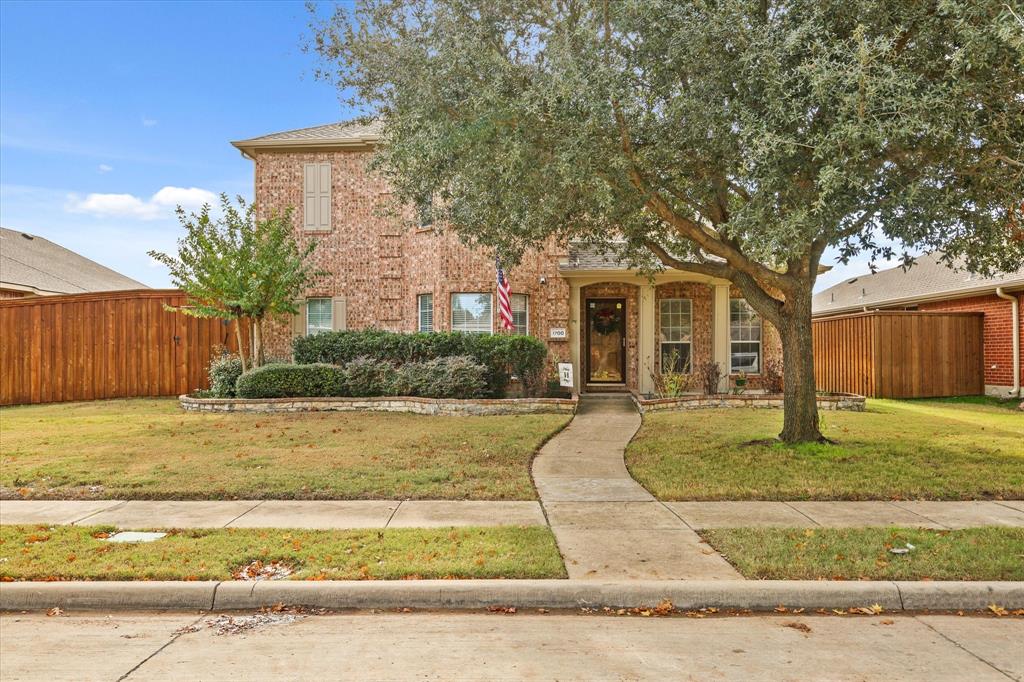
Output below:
[643,240,735,280]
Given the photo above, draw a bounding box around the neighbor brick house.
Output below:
[813,253,1023,398]
[232,120,781,395]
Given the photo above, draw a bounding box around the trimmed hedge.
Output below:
[235,363,347,399]
[292,330,548,397]
[234,356,489,400]
[395,355,488,399]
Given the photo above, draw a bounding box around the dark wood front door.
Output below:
[586,298,626,384]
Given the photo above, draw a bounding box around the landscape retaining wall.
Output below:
[180,394,577,416]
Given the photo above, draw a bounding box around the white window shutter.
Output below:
[303,164,317,231]
[332,297,347,331]
[317,163,332,230]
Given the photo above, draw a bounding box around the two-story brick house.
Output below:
[232,120,781,395]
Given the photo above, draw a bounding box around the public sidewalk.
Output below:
[2,497,1021,531]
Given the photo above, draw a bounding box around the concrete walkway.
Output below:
[532,395,742,580]
[0,500,545,529]
[3,498,1022,531]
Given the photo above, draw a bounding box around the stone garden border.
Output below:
[632,392,865,414]
[179,394,578,416]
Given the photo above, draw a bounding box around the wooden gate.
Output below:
[812,311,984,398]
[0,290,245,406]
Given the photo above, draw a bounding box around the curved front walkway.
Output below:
[532,395,742,580]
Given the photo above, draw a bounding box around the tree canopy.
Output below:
[310,0,1024,441]
[149,195,326,368]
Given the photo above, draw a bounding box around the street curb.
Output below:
[2,580,1022,612]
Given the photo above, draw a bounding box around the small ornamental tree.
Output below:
[310,0,1024,442]
[149,195,326,369]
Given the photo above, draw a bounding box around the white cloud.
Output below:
[142,117,158,127]
[97,164,113,173]
[66,186,218,220]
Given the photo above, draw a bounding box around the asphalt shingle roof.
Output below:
[232,120,383,147]
[0,227,147,296]
[812,251,1024,315]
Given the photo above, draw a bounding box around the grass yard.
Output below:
[626,399,1024,500]
[701,527,1024,581]
[0,524,567,581]
[0,399,570,500]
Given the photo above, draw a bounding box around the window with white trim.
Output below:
[451,293,492,333]
[511,294,528,335]
[417,293,433,332]
[659,298,692,373]
[306,298,333,335]
[729,299,761,373]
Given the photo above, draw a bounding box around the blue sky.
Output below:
[0,0,886,291]
[0,0,354,287]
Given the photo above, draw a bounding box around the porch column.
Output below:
[638,282,655,396]
[712,283,731,392]
[569,280,581,392]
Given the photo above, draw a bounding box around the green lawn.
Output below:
[626,399,1024,500]
[0,524,567,581]
[701,527,1024,581]
[0,399,570,500]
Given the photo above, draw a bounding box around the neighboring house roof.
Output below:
[231,119,383,155]
[812,252,1024,316]
[0,227,147,296]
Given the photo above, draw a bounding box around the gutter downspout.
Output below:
[995,287,1021,398]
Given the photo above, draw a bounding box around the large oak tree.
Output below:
[311,0,1024,442]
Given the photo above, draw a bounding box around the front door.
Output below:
[586,298,626,384]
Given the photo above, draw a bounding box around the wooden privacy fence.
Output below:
[812,311,984,398]
[1,290,245,406]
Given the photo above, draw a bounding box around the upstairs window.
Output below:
[451,293,492,334]
[303,163,332,231]
[729,299,762,373]
[416,197,433,230]
[417,293,434,332]
[659,299,692,372]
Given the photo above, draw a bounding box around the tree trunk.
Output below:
[252,318,264,368]
[777,292,823,443]
[234,317,248,373]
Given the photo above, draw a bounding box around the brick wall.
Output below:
[254,148,571,363]
[919,292,1023,389]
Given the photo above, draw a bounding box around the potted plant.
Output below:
[732,371,748,395]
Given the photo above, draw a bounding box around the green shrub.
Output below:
[235,363,348,399]
[292,330,548,397]
[396,355,488,399]
[343,356,399,397]
[208,353,243,398]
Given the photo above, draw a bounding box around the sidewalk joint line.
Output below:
[223,501,264,528]
[383,500,404,528]
[913,615,1015,680]
[658,501,695,530]
[887,500,950,529]
[116,613,207,681]
[71,500,127,525]
[781,502,820,526]
[992,500,1024,515]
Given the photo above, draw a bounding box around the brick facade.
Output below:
[918,292,1023,392]
[249,145,783,394]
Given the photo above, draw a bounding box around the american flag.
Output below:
[496,257,514,331]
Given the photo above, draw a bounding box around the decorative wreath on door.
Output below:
[592,308,619,335]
